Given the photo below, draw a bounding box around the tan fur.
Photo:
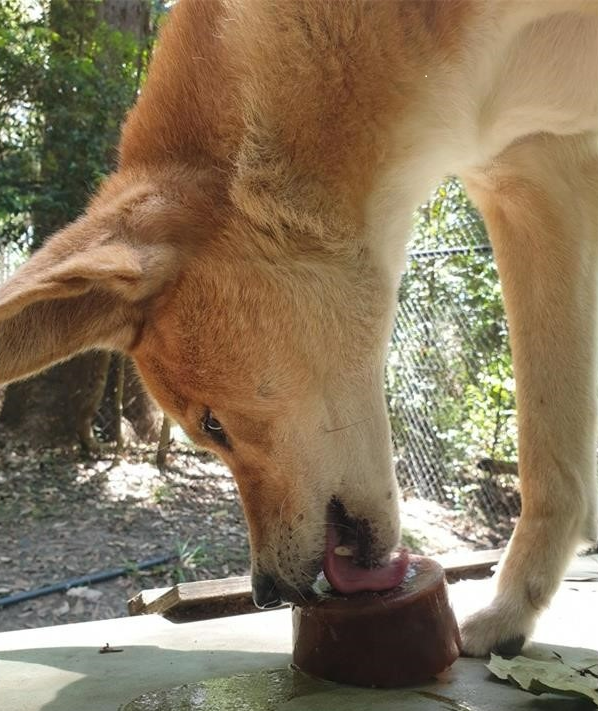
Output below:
[461,132,598,653]
[0,0,596,654]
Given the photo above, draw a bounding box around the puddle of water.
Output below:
[120,667,335,711]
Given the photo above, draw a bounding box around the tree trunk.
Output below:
[113,353,125,458]
[156,414,171,471]
[122,359,162,442]
[100,0,150,41]
[97,357,161,444]
[0,352,110,449]
[0,0,151,449]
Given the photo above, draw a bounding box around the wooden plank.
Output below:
[437,547,504,583]
[131,576,256,620]
[127,586,170,616]
[128,549,505,621]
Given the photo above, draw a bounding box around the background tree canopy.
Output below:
[0,0,164,249]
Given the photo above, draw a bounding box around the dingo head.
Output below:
[0,165,402,605]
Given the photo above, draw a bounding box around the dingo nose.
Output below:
[252,572,284,609]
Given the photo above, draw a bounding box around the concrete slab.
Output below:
[0,577,596,711]
[0,612,290,711]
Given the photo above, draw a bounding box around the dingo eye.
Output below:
[201,411,229,448]
[204,412,222,431]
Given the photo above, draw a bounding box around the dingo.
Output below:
[0,1,596,655]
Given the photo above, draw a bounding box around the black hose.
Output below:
[0,553,178,609]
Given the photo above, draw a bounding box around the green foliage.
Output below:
[0,0,47,247]
[0,0,163,249]
[388,178,518,512]
[33,0,151,241]
[172,539,208,583]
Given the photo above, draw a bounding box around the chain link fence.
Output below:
[387,178,521,533]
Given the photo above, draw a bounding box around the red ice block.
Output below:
[292,555,461,688]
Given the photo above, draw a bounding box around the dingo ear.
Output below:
[0,218,178,384]
[0,240,176,320]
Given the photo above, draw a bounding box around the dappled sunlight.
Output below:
[74,459,161,502]
[68,449,238,507]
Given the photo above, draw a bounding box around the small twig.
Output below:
[552,651,598,679]
[579,665,598,680]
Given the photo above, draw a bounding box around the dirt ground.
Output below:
[0,430,510,633]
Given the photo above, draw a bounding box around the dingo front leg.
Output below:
[461,132,598,656]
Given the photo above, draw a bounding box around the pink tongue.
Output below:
[323,529,409,594]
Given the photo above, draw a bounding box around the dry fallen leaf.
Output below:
[66,586,103,602]
[487,651,598,705]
